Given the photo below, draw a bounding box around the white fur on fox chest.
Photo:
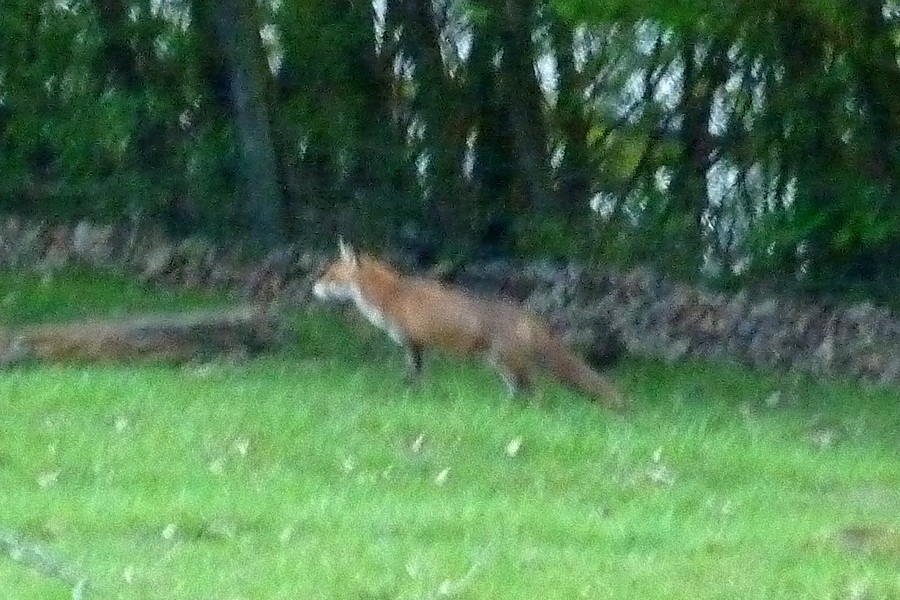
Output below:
[350,286,406,345]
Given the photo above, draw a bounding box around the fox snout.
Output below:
[312,281,329,299]
[313,280,355,302]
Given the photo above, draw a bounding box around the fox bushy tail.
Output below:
[539,336,624,411]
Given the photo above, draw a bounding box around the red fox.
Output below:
[312,239,624,411]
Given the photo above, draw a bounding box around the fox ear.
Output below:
[338,237,358,267]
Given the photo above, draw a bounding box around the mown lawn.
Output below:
[0,271,898,599]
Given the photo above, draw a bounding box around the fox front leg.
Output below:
[403,343,424,382]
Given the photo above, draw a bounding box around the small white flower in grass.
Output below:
[646,464,676,487]
[123,566,135,584]
[410,434,425,453]
[437,580,453,596]
[646,447,675,487]
[204,519,237,540]
[847,578,872,600]
[161,524,177,540]
[114,416,129,433]
[208,458,225,475]
[43,517,66,538]
[37,470,59,489]
[279,525,294,544]
[434,467,450,486]
[405,560,419,578]
[233,437,250,457]
[341,456,356,473]
[505,437,523,457]
[810,427,838,450]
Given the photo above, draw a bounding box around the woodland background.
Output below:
[2,0,900,300]
[2,5,900,597]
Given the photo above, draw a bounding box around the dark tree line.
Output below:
[1,0,899,298]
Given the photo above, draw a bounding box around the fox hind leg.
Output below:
[498,368,531,397]
[490,350,533,399]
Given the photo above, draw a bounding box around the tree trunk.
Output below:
[775,10,844,286]
[202,0,285,248]
[853,2,900,184]
[550,18,593,224]
[497,0,555,216]
[396,0,470,234]
[93,0,142,90]
[469,30,518,220]
[667,34,729,276]
[345,0,412,220]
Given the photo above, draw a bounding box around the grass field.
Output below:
[1,271,899,599]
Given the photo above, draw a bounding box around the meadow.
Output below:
[1,271,898,599]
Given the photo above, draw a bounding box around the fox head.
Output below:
[312,238,361,302]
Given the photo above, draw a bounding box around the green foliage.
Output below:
[515,218,577,261]
[1,0,900,296]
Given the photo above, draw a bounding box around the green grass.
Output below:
[1,271,899,599]
[0,269,226,326]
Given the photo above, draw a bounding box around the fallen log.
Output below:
[0,305,282,366]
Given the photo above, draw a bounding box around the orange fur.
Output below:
[313,240,624,410]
